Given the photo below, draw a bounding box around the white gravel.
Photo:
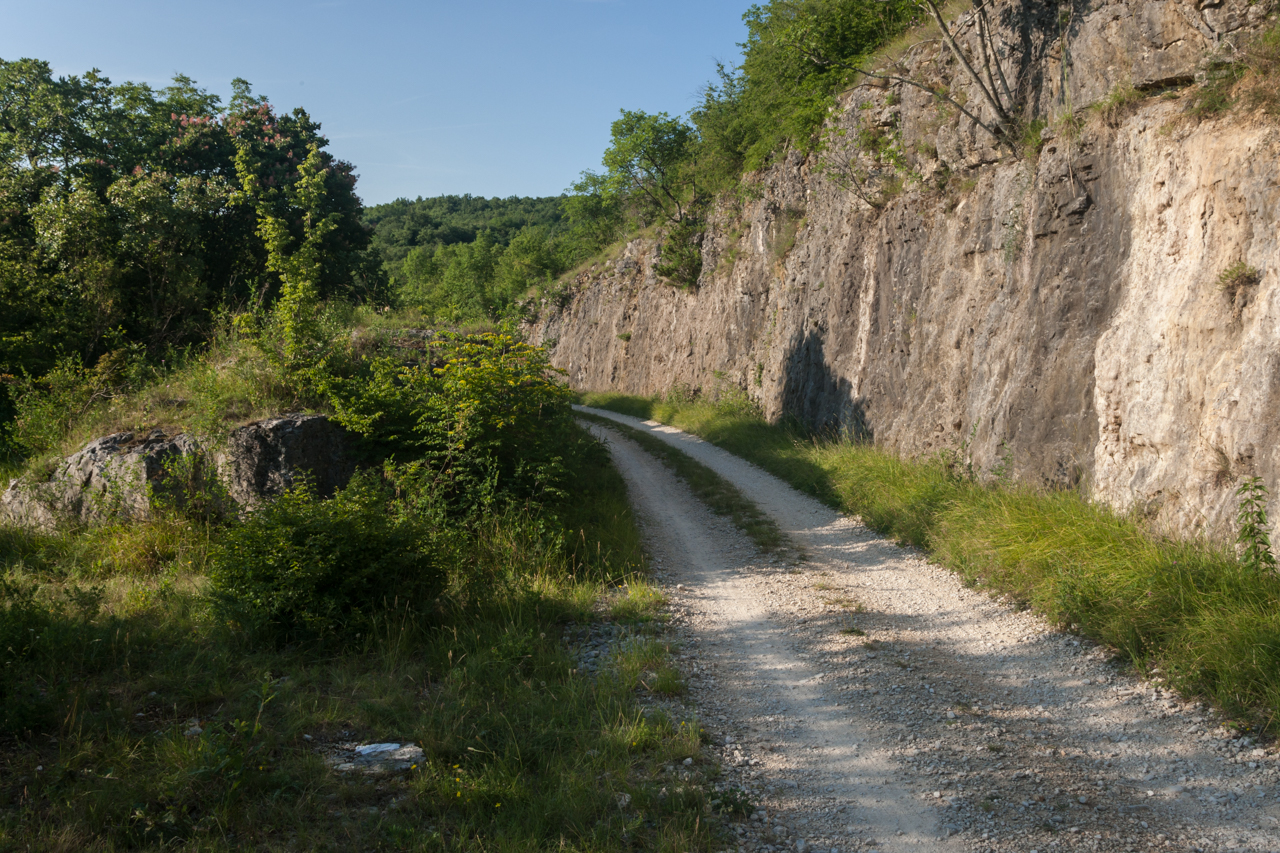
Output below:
[580,407,1280,853]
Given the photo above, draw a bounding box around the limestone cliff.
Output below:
[528,0,1279,540]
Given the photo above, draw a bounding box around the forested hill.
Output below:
[364,194,565,268]
[362,195,577,323]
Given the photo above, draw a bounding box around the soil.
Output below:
[581,408,1280,853]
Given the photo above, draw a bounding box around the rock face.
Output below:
[1,430,205,529]
[215,414,355,510]
[527,0,1279,539]
[1,414,355,529]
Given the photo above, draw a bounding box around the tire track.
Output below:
[583,407,1280,853]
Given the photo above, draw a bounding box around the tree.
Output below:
[776,0,1023,149]
[579,110,701,228]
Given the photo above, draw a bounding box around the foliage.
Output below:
[588,110,701,227]
[328,332,578,510]
[693,0,922,177]
[564,0,927,276]
[5,337,148,456]
[583,391,1280,730]
[364,194,566,268]
[1235,476,1277,573]
[654,218,706,286]
[1189,19,1280,118]
[208,471,444,644]
[0,58,381,455]
[364,195,583,324]
[0,427,725,851]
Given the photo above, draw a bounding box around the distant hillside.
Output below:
[364,194,566,268]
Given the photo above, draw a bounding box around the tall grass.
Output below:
[580,391,1280,731]
[0,429,725,851]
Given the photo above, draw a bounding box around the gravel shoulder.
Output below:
[580,407,1280,853]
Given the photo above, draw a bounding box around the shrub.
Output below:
[327,332,579,511]
[208,472,444,643]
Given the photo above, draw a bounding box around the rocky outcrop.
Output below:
[1,430,206,529]
[215,414,355,510]
[527,0,1279,539]
[1,414,355,529]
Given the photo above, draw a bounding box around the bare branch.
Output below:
[974,0,1015,110]
[916,0,1011,130]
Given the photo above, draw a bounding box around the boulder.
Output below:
[1,414,355,529]
[214,413,355,509]
[1,429,206,529]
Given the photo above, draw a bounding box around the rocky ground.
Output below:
[581,409,1280,853]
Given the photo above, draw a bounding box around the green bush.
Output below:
[328,332,580,511]
[208,472,444,644]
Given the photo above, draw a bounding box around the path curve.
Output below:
[581,406,1280,853]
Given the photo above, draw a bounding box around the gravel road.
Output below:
[580,407,1280,853]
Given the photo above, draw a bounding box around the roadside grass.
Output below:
[0,430,724,852]
[579,392,1280,732]
[577,411,795,557]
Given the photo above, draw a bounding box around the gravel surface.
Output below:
[580,408,1280,853]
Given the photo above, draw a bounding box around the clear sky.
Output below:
[0,0,751,205]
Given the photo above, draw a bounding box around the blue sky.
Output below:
[0,0,751,205]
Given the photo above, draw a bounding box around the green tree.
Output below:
[689,0,921,177]
[592,110,701,227]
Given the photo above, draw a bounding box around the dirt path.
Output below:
[581,408,1280,853]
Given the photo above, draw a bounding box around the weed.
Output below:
[769,208,807,263]
[1019,118,1049,159]
[712,786,756,816]
[651,666,688,696]
[1235,476,1277,573]
[617,331,633,342]
[1218,260,1262,292]
[1218,260,1263,322]
[1091,83,1144,126]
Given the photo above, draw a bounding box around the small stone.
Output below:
[184,725,203,737]
[795,840,807,853]
[1077,795,1088,804]
[303,734,313,741]
[683,757,694,766]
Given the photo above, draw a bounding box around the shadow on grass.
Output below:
[0,434,720,852]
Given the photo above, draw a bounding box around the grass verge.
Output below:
[577,410,795,558]
[579,392,1280,733]
[0,430,729,852]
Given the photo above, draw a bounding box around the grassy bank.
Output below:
[0,437,733,852]
[580,392,1280,732]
